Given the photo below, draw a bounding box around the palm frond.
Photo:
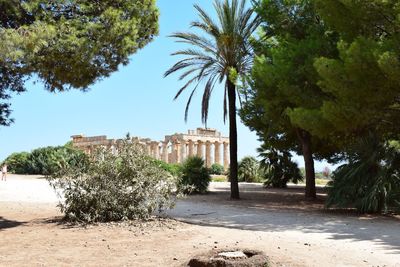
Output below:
[164,0,260,125]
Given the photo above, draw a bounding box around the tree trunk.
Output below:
[296,129,316,199]
[227,79,240,199]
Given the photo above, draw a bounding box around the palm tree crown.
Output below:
[165,0,259,199]
[164,0,259,123]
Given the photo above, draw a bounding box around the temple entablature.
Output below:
[71,128,230,170]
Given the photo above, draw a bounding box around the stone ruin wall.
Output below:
[71,128,230,170]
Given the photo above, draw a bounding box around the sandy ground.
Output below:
[0,175,399,267]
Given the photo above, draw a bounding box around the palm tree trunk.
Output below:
[296,128,316,199]
[227,79,240,199]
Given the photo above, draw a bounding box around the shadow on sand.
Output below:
[0,216,26,231]
[168,183,400,254]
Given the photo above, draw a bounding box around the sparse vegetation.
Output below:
[259,146,303,188]
[211,175,227,182]
[326,135,400,213]
[50,138,176,223]
[153,160,182,178]
[3,145,88,176]
[210,163,225,175]
[165,0,261,199]
[238,156,262,183]
[178,156,211,194]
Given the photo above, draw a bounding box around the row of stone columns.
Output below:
[144,140,230,170]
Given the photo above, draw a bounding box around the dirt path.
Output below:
[1,175,399,266]
[168,183,400,267]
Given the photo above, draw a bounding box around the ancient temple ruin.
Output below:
[71,128,230,169]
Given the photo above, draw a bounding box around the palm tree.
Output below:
[164,0,260,199]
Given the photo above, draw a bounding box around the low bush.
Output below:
[238,156,262,183]
[209,163,225,175]
[4,145,88,176]
[259,145,303,188]
[327,134,400,213]
[211,175,227,182]
[3,152,31,174]
[50,139,175,222]
[178,156,211,194]
[154,160,182,177]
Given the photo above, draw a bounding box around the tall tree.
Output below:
[296,0,400,141]
[241,0,340,198]
[0,0,159,126]
[165,0,260,199]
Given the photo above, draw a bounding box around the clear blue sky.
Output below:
[0,0,333,171]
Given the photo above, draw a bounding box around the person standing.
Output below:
[1,164,7,181]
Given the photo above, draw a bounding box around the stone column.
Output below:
[181,141,187,163]
[170,142,176,163]
[197,141,204,159]
[150,142,155,158]
[175,141,182,163]
[205,141,212,167]
[162,142,169,163]
[188,140,194,157]
[214,141,221,165]
[223,142,229,170]
[153,142,160,160]
[146,143,152,156]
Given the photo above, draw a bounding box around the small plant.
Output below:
[211,175,227,182]
[50,138,175,223]
[210,163,225,175]
[178,156,211,194]
[326,134,400,213]
[238,156,262,183]
[3,152,31,174]
[4,145,88,176]
[259,145,303,188]
[153,160,182,177]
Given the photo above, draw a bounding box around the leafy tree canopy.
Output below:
[0,0,158,125]
[293,0,400,140]
[240,0,341,198]
[242,0,340,157]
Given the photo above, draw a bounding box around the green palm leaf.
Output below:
[164,0,260,199]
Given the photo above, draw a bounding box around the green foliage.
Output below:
[50,139,175,223]
[0,0,159,125]
[152,160,182,178]
[238,156,262,183]
[179,156,211,194]
[28,146,88,176]
[295,0,400,140]
[327,135,400,213]
[211,175,227,182]
[164,0,260,123]
[2,152,30,174]
[210,163,225,175]
[4,145,88,175]
[164,0,260,199]
[258,144,303,188]
[240,0,340,198]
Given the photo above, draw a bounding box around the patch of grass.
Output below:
[315,178,330,186]
[211,175,227,182]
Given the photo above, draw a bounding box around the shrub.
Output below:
[153,160,182,177]
[3,152,31,174]
[259,145,303,188]
[178,156,211,194]
[238,156,262,183]
[30,146,88,176]
[326,134,400,213]
[4,145,88,176]
[50,138,175,223]
[210,163,225,175]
